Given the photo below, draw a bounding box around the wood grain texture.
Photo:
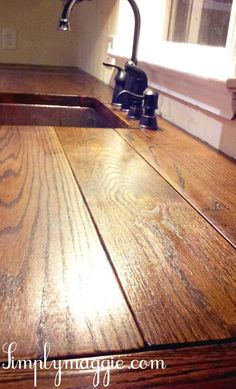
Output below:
[0,126,143,361]
[56,127,236,347]
[0,343,235,388]
[117,121,236,248]
[0,66,113,103]
[0,95,127,129]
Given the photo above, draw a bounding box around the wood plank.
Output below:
[116,120,236,248]
[0,67,113,103]
[0,126,143,361]
[0,342,235,388]
[0,69,38,94]
[56,127,236,347]
[0,97,127,129]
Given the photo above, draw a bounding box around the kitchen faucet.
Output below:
[58,0,149,113]
[59,0,140,64]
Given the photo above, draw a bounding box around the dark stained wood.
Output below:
[0,66,113,103]
[0,64,235,387]
[0,66,235,249]
[56,127,236,347]
[0,94,127,129]
[0,126,143,361]
[0,343,235,388]
[0,93,97,105]
[117,122,236,248]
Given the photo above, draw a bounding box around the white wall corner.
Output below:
[159,95,236,159]
[112,55,236,120]
[143,62,236,120]
[110,55,236,159]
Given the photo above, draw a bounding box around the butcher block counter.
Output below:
[0,65,235,388]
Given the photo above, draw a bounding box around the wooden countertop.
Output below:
[0,65,235,388]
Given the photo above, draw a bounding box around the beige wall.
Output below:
[0,0,118,76]
[0,0,84,67]
[71,0,119,83]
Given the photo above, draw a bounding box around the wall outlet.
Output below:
[2,28,17,50]
[107,35,114,52]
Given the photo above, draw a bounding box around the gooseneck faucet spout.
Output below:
[58,0,79,31]
[58,0,154,125]
[125,0,141,65]
[58,0,140,64]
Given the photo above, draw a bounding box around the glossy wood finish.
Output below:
[0,66,113,103]
[0,65,234,249]
[56,127,236,346]
[117,123,236,248]
[0,94,127,128]
[0,126,143,360]
[0,342,235,388]
[0,65,235,387]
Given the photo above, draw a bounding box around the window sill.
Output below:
[110,54,236,120]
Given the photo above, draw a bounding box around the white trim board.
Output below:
[159,95,236,159]
[112,55,236,120]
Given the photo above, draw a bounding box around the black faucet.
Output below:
[117,88,159,130]
[58,0,148,111]
[59,0,140,64]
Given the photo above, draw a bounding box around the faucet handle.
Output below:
[118,88,159,130]
[140,88,159,130]
[103,62,127,106]
[121,62,148,111]
[102,62,123,72]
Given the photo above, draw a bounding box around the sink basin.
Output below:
[0,94,127,128]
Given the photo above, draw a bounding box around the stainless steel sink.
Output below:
[0,94,127,128]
